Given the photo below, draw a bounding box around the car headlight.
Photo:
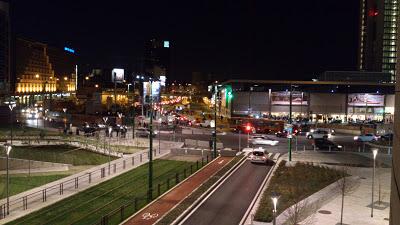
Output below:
[353,136,358,140]
[310,129,314,133]
[338,145,343,148]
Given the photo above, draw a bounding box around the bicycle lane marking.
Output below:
[123,157,233,225]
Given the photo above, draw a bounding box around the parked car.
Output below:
[314,138,342,151]
[249,147,270,165]
[135,128,157,137]
[250,135,279,146]
[353,133,378,142]
[306,129,329,139]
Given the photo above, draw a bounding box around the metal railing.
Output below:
[0,147,169,220]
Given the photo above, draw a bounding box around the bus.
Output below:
[228,117,284,134]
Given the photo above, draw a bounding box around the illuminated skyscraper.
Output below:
[358,0,399,81]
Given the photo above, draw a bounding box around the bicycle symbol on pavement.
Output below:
[142,212,159,220]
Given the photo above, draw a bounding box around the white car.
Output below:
[306,129,329,139]
[354,134,378,142]
[249,147,269,164]
[250,135,279,146]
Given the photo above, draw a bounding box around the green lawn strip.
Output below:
[254,161,343,222]
[0,174,69,198]
[6,159,196,225]
[6,145,116,166]
[155,155,244,225]
[0,126,59,137]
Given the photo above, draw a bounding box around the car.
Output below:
[354,133,378,142]
[250,135,279,146]
[314,138,342,151]
[380,133,393,141]
[306,129,329,139]
[249,147,270,164]
[135,128,157,137]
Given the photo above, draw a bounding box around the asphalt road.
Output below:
[181,160,272,225]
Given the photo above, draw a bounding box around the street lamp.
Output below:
[62,108,67,132]
[4,101,16,145]
[288,134,293,162]
[108,126,113,175]
[371,148,378,217]
[271,192,280,225]
[4,144,12,215]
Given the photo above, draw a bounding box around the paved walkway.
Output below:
[0,141,182,224]
[122,157,233,225]
[301,167,391,225]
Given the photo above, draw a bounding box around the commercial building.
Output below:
[0,0,10,94]
[218,80,395,123]
[359,0,399,81]
[14,38,77,106]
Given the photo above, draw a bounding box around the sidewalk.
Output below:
[301,167,391,225]
[122,156,233,225]
[0,141,183,224]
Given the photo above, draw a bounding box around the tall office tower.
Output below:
[358,0,399,81]
[0,0,10,93]
[143,38,171,78]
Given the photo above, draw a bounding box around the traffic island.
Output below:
[253,161,345,224]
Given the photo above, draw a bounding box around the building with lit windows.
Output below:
[359,0,399,81]
[14,38,77,106]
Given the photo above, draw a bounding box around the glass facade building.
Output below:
[359,0,399,81]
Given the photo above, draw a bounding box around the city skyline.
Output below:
[12,0,360,82]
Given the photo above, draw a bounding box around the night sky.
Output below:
[12,0,360,82]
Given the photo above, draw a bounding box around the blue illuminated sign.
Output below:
[64,47,75,54]
[163,41,169,48]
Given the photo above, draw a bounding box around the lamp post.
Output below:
[108,126,112,175]
[4,144,12,215]
[271,192,280,225]
[213,84,218,159]
[4,101,16,145]
[288,134,293,162]
[148,79,154,201]
[371,148,378,217]
[62,108,67,132]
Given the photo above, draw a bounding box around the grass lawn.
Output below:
[4,145,117,166]
[254,161,343,222]
[7,159,198,225]
[0,125,59,137]
[0,174,69,199]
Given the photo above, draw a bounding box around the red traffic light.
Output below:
[245,124,252,131]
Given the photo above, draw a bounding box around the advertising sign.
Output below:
[271,92,307,105]
[143,81,161,103]
[160,76,166,87]
[111,68,124,83]
[348,94,384,106]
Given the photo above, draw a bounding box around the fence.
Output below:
[0,146,169,220]
[89,156,211,225]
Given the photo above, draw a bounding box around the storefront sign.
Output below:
[348,94,384,106]
[271,91,307,105]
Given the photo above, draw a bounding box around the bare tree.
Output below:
[284,181,315,225]
[336,167,358,225]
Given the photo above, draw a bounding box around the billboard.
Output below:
[160,76,166,86]
[348,94,384,106]
[111,68,124,83]
[271,91,307,105]
[143,81,161,103]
